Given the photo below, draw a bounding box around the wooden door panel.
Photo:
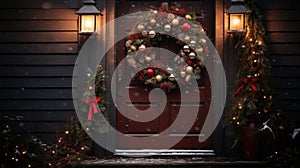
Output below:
[169,103,209,134]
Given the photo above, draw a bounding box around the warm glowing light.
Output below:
[28,165,31,168]
[22,150,27,155]
[81,146,85,150]
[80,15,95,33]
[229,14,244,31]
[52,150,55,154]
[263,96,267,99]
[15,158,19,162]
[237,122,240,125]
[238,103,243,109]
[65,130,69,134]
[232,117,236,120]
[258,40,262,45]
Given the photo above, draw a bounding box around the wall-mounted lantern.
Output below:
[76,0,102,34]
[227,0,250,33]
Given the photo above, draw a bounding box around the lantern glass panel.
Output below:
[80,15,96,33]
[229,14,244,32]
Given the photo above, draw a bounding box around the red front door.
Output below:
[115,0,215,151]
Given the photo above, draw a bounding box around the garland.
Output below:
[125,2,209,92]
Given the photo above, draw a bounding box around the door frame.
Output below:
[101,0,225,156]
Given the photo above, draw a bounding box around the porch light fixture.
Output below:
[76,0,102,34]
[227,0,250,33]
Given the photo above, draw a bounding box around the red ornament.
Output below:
[181,22,191,31]
[147,68,154,77]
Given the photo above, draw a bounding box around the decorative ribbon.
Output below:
[235,76,257,95]
[85,97,101,121]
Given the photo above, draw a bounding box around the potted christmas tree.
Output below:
[223,0,283,160]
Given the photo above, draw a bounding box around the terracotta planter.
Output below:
[242,126,260,160]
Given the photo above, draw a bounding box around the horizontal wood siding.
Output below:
[259,0,300,125]
[0,0,80,141]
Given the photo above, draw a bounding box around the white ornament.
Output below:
[164,24,171,32]
[149,30,156,38]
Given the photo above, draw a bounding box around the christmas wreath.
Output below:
[125,2,209,92]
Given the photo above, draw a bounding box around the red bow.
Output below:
[235,76,257,95]
[85,97,101,121]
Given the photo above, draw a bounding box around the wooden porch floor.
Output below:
[82,157,268,168]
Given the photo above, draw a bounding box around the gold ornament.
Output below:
[125,40,132,47]
[185,14,192,20]
[167,13,175,20]
[180,71,186,77]
[127,58,136,67]
[184,35,191,43]
[150,19,157,26]
[195,47,203,54]
[171,19,179,26]
[138,44,146,51]
[137,24,145,31]
[155,75,163,83]
[199,38,207,44]
[130,45,137,51]
[186,66,193,73]
[185,75,191,82]
[145,56,152,62]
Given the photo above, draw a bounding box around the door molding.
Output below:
[103,0,225,156]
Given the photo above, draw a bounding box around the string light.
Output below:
[81,146,85,151]
[28,164,31,167]
[258,40,262,45]
[22,150,27,155]
[65,130,69,134]
[238,103,243,109]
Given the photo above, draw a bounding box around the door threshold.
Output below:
[115,149,215,156]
